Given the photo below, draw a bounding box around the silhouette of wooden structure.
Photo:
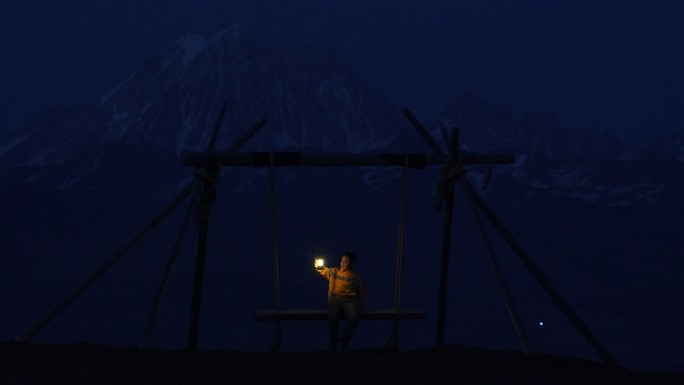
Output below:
[16,103,618,366]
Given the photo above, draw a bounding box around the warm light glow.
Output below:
[315,258,325,267]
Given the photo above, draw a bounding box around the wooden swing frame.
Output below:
[16,104,619,367]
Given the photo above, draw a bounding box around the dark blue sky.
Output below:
[2,0,683,143]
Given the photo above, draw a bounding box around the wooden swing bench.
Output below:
[255,308,426,351]
[254,308,426,321]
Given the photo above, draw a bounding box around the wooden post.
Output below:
[187,104,228,350]
[461,178,619,366]
[435,181,455,346]
[400,108,445,155]
[16,180,196,342]
[185,112,267,350]
[140,181,200,348]
[459,176,531,354]
[436,130,460,346]
[222,117,267,154]
[187,162,218,350]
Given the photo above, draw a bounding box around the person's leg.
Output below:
[328,299,341,350]
[340,299,360,350]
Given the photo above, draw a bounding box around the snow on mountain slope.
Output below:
[0,26,412,197]
[0,30,681,206]
[436,91,681,206]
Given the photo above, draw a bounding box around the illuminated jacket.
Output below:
[316,266,367,303]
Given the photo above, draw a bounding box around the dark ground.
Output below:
[2,341,683,385]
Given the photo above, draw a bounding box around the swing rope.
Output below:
[387,155,409,349]
[269,152,282,352]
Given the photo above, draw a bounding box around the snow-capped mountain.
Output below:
[437,90,632,159]
[1,27,681,207]
[0,26,412,198]
[437,91,682,206]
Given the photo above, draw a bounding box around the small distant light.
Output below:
[538,321,544,327]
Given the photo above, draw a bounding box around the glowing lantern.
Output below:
[315,258,325,268]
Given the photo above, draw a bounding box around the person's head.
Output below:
[340,251,356,271]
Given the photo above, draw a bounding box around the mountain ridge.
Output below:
[1,27,681,206]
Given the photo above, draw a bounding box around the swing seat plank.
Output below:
[254,309,426,321]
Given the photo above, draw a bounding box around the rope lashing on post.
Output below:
[435,129,465,209]
[193,153,221,203]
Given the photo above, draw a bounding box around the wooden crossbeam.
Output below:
[181,152,515,168]
[254,309,426,321]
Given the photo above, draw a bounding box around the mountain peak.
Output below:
[445,90,487,108]
[0,26,408,195]
[213,24,245,40]
[171,34,207,66]
[437,91,518,151]
[209,24,263,49]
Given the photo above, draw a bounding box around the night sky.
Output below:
[2,0,683,144]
